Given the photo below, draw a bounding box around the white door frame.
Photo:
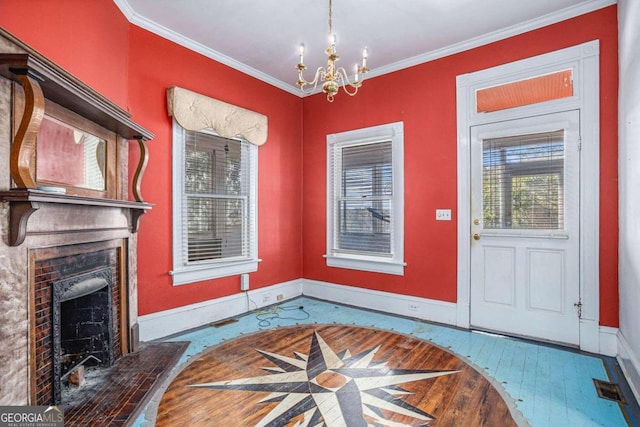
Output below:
[455,41,601,352]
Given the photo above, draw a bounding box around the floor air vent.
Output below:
[593,378,626,404]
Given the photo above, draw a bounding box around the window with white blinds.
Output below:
[172,121,258,285]
[336,142,393,255]
[326,122,405,275]
[482,130,564,230]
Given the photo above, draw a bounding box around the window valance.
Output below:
[166,86,267,146]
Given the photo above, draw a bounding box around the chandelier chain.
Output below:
[328,0,333,36]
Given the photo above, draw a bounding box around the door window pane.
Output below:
[482,130,564,230]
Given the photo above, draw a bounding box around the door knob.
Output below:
[473,219,481,225]
[473,233,481,240]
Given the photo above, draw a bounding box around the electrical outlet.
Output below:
[435,209,451,221]
[276,294,284,301]
[408,303,421,312]
[262,293,272,304]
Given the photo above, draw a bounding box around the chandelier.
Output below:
[296,0,369,102]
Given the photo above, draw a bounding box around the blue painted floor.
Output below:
[135,297,636,426]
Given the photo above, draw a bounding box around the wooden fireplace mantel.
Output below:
[0,189,153,246]
[0,29,155,246]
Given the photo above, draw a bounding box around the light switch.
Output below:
[435,209,451,221]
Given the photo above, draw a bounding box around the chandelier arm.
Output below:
[298,67,326,94]
[335,67,360,96]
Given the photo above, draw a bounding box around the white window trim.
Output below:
[325,121,405,275]
[170,120,259,285]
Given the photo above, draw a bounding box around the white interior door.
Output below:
[469,110,581,345]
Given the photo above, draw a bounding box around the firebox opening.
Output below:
[53,267,115,404]
[60,287,113,375]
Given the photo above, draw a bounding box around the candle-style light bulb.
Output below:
[329,33,336,53]
[298,44,304,64]
[354,64,359,82]
[362,47,368,68]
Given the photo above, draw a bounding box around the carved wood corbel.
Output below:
[10,71,45,188]
[8,200,40,246]
[132,137,149,203]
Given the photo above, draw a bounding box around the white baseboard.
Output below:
[597,326,618,357]
[617,330,640,403]
[138,279,303,341]
[302,279,458,325]
[139,277,619,361]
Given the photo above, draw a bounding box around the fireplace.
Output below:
[31,241,126,406]
[0,28,153,406]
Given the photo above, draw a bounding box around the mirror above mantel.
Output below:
[0,28,155,246]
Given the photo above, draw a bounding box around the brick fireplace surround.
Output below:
[0,30,147,407]
[33,241,124,405]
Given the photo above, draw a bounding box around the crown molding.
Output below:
[114,0,616,98]
[112,0,135,21]
[367,0,616,81]
[112,0,300,96]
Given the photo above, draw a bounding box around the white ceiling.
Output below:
[114,0,614,96]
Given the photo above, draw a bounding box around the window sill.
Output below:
[170,258,260,285]
[324,254,406,276]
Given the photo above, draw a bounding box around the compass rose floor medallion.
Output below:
[156,325,519,426]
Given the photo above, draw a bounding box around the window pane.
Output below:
[336,141,393,255]
[184,131,249,263]
[476,70,573,113]
[483,130,564,230]
[337,199,391,254]
[342,142,392,197]
[185,146,213,194]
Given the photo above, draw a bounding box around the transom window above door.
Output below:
[476,69,574,113]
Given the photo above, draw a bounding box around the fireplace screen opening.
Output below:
[53,268,114,404]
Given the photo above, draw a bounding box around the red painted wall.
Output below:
[0,2,618,327]
[127,27,304,314]
[0,1,304,315]
[0,0,130,108]
[301,6,619,326]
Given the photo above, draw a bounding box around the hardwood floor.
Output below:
[156,325,517,426]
